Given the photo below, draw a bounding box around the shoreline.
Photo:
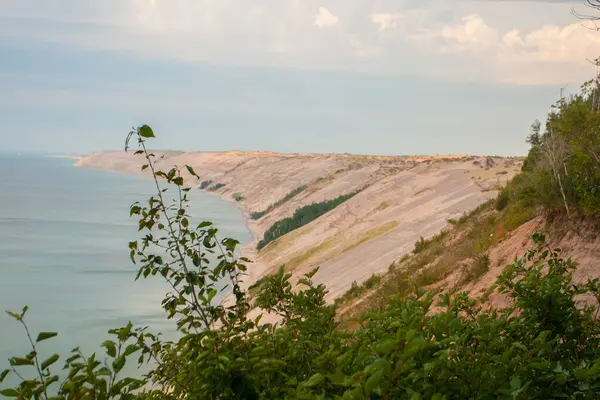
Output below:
[72,158,260,266]
[48,155,83,160]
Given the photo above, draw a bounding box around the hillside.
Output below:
[76,150,521,301]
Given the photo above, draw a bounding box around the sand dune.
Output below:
[76,150,521,302]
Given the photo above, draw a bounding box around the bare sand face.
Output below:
[76,151,521,302]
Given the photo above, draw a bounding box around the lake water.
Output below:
[0,155,251,385]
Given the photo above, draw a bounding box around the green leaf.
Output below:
[0,389,18,397]
[375,339,399,354]
[207,288,217,303]
[0,369,9,383]
[112,355,126,374]
[138,125,155,138]
[185,165,198,178]
[41,354,59,370]
[510,377,521,390]
[10,357,34,366]
[305,373,325,387]
[102,340,117,358]
[36,332,58,343]
[124,344,140,357]
[364,369,383,394]
[5,311,21,320]
[579,382,591,391]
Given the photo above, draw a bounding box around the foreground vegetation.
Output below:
[3,125,600,399]
[257,189,362,250]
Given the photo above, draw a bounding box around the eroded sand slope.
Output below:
[76,150,521,302]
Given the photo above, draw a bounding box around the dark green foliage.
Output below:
[5,126,600,400]
[233,193,244,202]
[208,183,226,191]
[199,180,212,190]
[250,210,266,220]
[495,186,510,211]
[508,79,600,218]
[413,236,427,253]
[257,189,361,250]
[250,184,309,220]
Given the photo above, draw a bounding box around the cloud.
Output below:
[1,0,598,85]
[371,13,402,32]
[439,15,498,52]
[412,12,600,84]
[314,7,339,28]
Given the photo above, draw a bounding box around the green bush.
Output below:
[208,183,226,191]
[413,236,428,253]
[199,179,212,190]
[495,187,510,211]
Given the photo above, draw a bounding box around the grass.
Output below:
[342,221,398,254]
[412,230,449,254]
[336,195,537,327]
[282,235,339,272]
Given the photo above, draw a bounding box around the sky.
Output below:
[1,0,599,156]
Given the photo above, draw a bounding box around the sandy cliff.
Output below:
[76,150,521,302]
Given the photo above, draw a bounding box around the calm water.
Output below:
[0,155,251,383]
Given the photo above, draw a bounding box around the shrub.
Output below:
[413,236,428,253]
[199,179,212,190]
[462,253,490,283]
[495,186,510,211]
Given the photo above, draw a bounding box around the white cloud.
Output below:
[314,7,339,28]
[439,15,498,52]
[371,13,402,32]
[414,13,600,83]
[2,0,599,85]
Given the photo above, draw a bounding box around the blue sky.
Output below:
[0,0,598,155]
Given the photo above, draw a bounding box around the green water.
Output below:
[0,154,251,385]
